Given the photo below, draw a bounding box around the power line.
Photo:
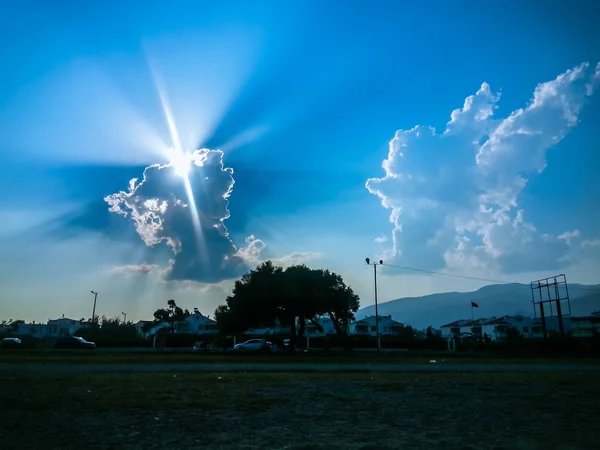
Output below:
[380,263,600,292]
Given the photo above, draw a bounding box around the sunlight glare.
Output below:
[166,147,192,178]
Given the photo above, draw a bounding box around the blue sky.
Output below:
[1,0,599,322]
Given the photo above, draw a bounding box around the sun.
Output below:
[167,148,192,178]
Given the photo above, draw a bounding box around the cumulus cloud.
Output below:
[366,62,599,275]
[374,235,388,244]
[105,149,264,283]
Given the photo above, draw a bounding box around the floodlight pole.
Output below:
[365,258,384,355]
[91,291,98,322]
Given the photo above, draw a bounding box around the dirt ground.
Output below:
[0,371,597,450]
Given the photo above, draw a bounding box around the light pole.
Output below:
[90,291,98,322]
[122,312,127,323]
[365,258,383,355]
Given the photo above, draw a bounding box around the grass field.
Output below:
[2,349,599,365]
[0,370,597,449]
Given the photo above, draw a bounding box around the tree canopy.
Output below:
[150,299,190,333]
[214,262,360,345]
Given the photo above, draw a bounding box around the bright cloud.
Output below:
[105,149,264,283]
[367,62,600,275]
[112,264,159,275]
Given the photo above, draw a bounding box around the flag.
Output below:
[471,301,479,308]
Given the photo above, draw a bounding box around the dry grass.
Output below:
[0,371,598,449]
[2,349,599,366]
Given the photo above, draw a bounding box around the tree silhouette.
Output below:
[152,299,190,333]
[215,262,360,348]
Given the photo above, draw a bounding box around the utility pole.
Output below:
[122,312,127,323]
[365,258,384,355]
[90,291,98,322]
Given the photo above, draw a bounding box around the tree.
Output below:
[505,326,523,345]
[152,299,190,333]
[396,325,416,341]
[214,262,360,348]
[426,326,434,340]
[77,316,140,347]
[214,261,285,335]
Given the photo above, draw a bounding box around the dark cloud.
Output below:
[104,149,263,283]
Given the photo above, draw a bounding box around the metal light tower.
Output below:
[90,291,98,322]
[365,258,384,354]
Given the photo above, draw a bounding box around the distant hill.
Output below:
[356,283,600,330]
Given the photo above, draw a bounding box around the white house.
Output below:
[13,317,85,338]
[47,317,85,337]
[349,315,404,336]
[291,316,337,337]
[440,319,476,340]
[133,320,153,338]
[441,315,572,341]
[306,317,337,336]
[175,310,219,335]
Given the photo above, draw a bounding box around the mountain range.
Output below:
[356,283,600,330]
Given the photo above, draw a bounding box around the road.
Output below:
[1,362,599,373]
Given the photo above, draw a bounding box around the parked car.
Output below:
[1,337,22,348]
[233,339,272,351]
[54,336,96,349]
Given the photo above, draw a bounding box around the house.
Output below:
[133,320,153,338]
[12,317,85,339]
[441,315,573,341]
[481,316,533,340]
[14,322,50,338]
[440,319,475,340]
[47,317,84,337]
[349,315,404,336]
[0,321,13,334]
[527,316,572,338]
[293,316,337,337]
[306,316,337,336]
[569,315,600,338]
[174,309,219,335]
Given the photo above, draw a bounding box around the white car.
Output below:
[233,339,271,351]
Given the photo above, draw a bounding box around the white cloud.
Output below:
[233,235,266,265]
[271,252,324,267]
[367,62,600,275]
[558,229,581,245]
[105,149,264,283]
[112,263,159,275]
[374,235,388,243]
[582,239,600,248]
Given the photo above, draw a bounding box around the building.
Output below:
[440,315,572,341]
[133,320,153,338]
[174,309,218,335]
[47,317,84,337]
[569,312,600,338]
[349,315,405,336]
[13,317,85,338]
[291,316,337,337]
